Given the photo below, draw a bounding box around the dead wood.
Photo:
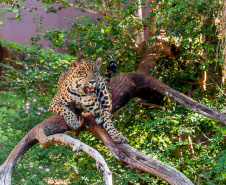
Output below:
[0,113,193,185]
[1,69,226,184]
[1,65,226,185]
[2,69,226,184]
[37,132,113,185]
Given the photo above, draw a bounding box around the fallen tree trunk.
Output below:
[1,71,226,184]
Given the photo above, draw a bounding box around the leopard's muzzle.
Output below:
[84,80,96,96]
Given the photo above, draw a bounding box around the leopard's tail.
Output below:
[104,60,117,85]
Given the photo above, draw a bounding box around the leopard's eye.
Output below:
[83,73,87,77]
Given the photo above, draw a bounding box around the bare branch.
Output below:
[150,77,226,126]
[70,3,105,15]
[38,133,113,185]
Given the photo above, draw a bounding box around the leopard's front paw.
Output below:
[67,122,79,130]
[110,132,127,143]
[65,118,80,130]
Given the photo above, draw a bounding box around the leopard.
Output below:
[49,57,127,143]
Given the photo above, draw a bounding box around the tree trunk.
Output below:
[134,0,145,46]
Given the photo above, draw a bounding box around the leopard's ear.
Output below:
[71,59,80,68]
[95,57,102,66]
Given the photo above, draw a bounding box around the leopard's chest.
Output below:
[73,96,99,113]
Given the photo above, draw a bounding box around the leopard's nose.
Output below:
[89,80,96,86]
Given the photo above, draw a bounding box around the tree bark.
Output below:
[134,0,145,46]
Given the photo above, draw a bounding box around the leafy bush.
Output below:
[0,0,226,184]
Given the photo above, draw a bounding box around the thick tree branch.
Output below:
[85,118,193,185]
[111,72,226,125]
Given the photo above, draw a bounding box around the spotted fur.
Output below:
[49,58,127,143]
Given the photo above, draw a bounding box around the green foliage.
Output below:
[0,0,226,184]
[43,11,141,72]
[146,0,224,97]
[0,40,79,184]
[116,98,226,184]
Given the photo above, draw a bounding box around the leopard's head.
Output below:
[70,57,102,96]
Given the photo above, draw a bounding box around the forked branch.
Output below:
[37,132,112,185]
[0,113,193,185]
[0,116,113,185]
